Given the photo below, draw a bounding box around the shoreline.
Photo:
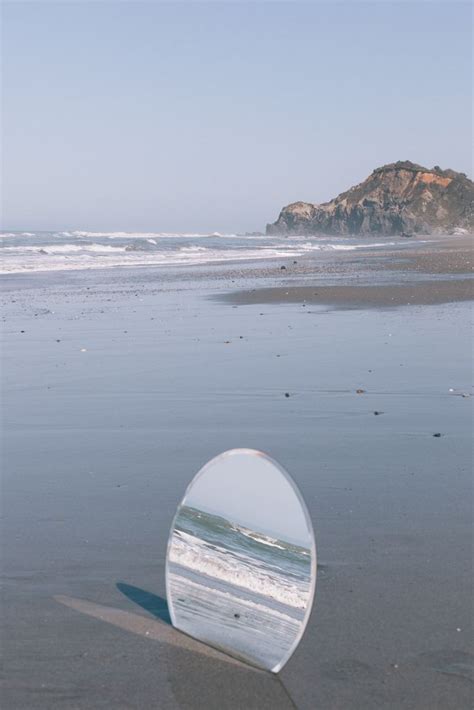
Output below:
[1,232,472,281]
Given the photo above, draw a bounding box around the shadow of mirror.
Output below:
[117,582,172,624]
[54,594,295,709]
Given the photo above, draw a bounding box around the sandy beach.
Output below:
[1,235,473,709]
[219,234,473,308]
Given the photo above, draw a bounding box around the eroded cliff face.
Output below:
[266,161,474,236]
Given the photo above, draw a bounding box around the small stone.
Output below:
[433,432,442,437]
[284,392,290,398]
[280,265,286,270]
[234,613,240,619]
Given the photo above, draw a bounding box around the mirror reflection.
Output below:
[166,449,316,672]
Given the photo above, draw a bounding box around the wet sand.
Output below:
[220,279,473,309]
[220,235,474,308]
[1,239,473,709]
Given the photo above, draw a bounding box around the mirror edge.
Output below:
[164,448,317,674]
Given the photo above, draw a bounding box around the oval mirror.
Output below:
[165,449,316,672]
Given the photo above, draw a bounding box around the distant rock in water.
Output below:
[266,161,474,236]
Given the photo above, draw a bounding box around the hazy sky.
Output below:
[2,1,471,232]
[183,450,312,545]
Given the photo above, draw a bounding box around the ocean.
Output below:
[166,505,314,671]
[0,230,405,274]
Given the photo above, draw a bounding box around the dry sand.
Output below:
[221,279,473,308]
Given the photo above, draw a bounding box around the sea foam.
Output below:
[169,529,310,609]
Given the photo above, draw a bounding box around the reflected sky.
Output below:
[184,451,311,545]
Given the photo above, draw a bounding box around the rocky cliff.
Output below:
[266,161,474,236]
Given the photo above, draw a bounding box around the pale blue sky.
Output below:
[2,1,472,232]
[184,450,312,545]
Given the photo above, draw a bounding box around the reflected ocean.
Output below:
[0,230,403,274]
[167,505,312,670]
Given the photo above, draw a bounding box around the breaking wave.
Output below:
[0,230,417,274]
[169,504,312,610]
